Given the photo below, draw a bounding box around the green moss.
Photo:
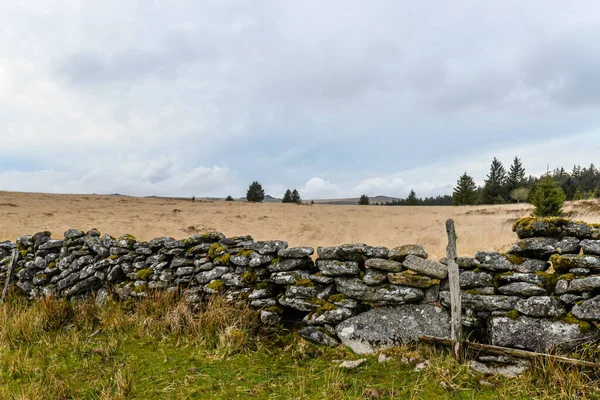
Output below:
[132,283,148,293]
[328,294,347,303]
[556,313,593,333]
[264,305,284,314]
[205,280,224,291]
[47,261,56,270]
[20,250,29,257]
[207,243,226,261]
[513,217,573,236]
[270,257,280,265]
[136,268,152,280]
[108,255,119,260]
[241,270,257,284]
[255,282,270,290]
[236,249,254,257]
[295,279,315,287]
[314,301,336,317]
[504,254,526,265]
[505,309,520,320]
[358,270,365,279]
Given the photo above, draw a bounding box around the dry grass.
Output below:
[1,191,600,259]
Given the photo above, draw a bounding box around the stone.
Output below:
[498,282,546,296]
[249,240,288,255]
[441,292,519,311]
[463,287,495,295]
[489,316,597,352]
[270,270,311,285]
[515,296,566,317]
[459,270,493,288]
[229,254,250,267]
[278,247,314,258]
[268,258,313,273]
[185,232,226,246]
[364,258,403,272]
[317,260,360,276]
[278,296,321,312]
[248,286,276,299]
[552,255,600,273]
[38,240,64,250]
[250,299,277,308]
[363,246,389,259]
[221,273,245,287]
[475,252,548,273]
[388,244,428,261]
[286,284,323,298]
[497,272,544,285]
[508,237,580,260]
[559,294,584,305]
[513,217,592,239]
[309,273,334,284]
[403,255,447,279]
[440,257,478,269]
[572,295,600,320]
[387,272,438,288]
[335,305,450,354]
[362,270,388,285]
[174,266,195,277]
[248,253,275,267]
[64,229,85,239]
[338,359,366,369]
[317,244,368,262]
[260,310,281,325]
[305,307,354,326]
[568,276,600,293]
[581,240,600,256]
[298,326,339,347]
[195,266,229,284]
[335,277,424,304]
[469,360,529,378]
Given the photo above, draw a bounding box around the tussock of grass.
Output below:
[1,292,600,399]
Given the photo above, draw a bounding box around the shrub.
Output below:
[530,177,566,217]
[358,194,369,205]
[225,195,234,202]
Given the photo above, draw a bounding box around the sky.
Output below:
[1,0,600,199]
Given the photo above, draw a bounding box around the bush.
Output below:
[530,177,566,217]
[358,194,369,205]
[246,181,265,202]
[225,195,234,202]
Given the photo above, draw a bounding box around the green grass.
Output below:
[1,291,600,399]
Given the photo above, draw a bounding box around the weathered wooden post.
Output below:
[1,248,19,304]
[445,219,463,362]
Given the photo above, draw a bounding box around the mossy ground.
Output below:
[1,292,600,399]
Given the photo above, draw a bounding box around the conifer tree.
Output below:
[291,189,301,204]
[246,181,265,202]
[481,157,507,204]
[452,173,478,205]
[506,157,526,195]
[530,177,566,217]
[282,189,292,203]
[358,194,370,205]
[406,190,418,205]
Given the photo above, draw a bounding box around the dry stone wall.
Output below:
[1,217,600,354]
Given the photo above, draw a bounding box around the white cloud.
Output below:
[301,177,341,199]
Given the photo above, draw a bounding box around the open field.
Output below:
[2,191,600,259]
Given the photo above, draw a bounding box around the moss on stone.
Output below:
[328,294,347,303]
[108,255,119,260]
[264,305,284,314]
[132,283,148,293]
[241,270,257,284]
[205,280,224,291]
[295,279,315,287]
[136,268,152,280]
[207,243,226,261]
[236,249,254,257]
[270,257,280,265]
[47,261,56,270]
[20,250,29,257]
[556,313,593,333]
[505,309,520,320]
[504,254,526,265]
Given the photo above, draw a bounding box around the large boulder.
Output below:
[489,316,597,352]
[572,295,600,320]
[515,296,566,317]
[335,305,450,354]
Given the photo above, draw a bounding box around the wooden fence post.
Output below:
[1,248,19,304]
[445,219,464,362]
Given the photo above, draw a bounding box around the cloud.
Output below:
[301,178,341,199]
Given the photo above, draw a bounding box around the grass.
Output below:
[1,292,600,399]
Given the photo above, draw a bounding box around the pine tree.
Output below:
[481,157,507,204]
[282,189,292,203]
[291,189,301,204]
[246,181,265,202]
[452,173,478,205]
[506,157,526,195]
[530,177,566,217]
[358,194,370,205]
[225,195,234,201]
[406,190,418,205]
[573,188,584,200]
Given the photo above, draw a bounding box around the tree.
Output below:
[406,190,418,205]
[291,189,301,204]
[225,195,234,202]
[358,194,370,205]
[530,177,566,217]
[282,189,292,203]
[506,157,526,195]
[510,187,529,203]
[310,199,315,205]
[246,181,265,202]
[481,157,507,204]
[572,189,584,200]
[452,173,478,205]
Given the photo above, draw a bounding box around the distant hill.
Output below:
[199,194,401,205]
